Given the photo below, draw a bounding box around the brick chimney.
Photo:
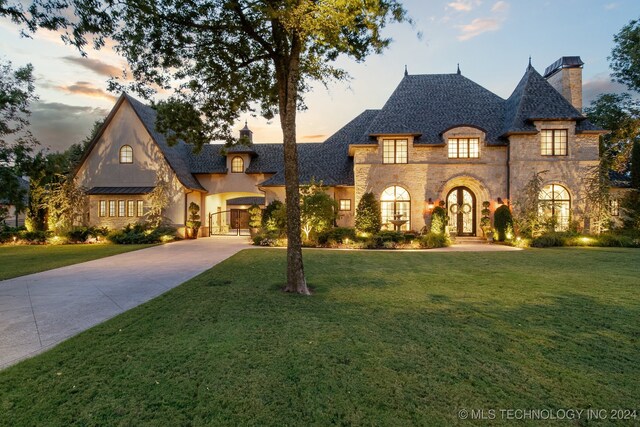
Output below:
[543,56,584,113]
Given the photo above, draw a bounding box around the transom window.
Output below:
[382,139,408,164]
[448,138,479,159]
[119,145,133,163]
[339,199,351,211]
[540,129,568,156]
[539,184,571,231]
[231,156,244,173]
[380,185,410,231]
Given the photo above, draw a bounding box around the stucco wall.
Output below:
[75,100,190,231]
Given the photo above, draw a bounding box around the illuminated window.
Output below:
[380,185,411,231]
[118,200,126,217]
[127,200,135,217]
[119,145,133,163]
[231,156,244,173]
[610,199,620,216]
[109,200,116,217]
[448,138,479,158]
[382,139,408,164]
[540,130,567,156]
[98,200,106,217]
[539,184,571,231]
[339,199,351,211]
[137,200,144,217]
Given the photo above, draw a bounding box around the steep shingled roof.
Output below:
[124,94,206,191]
[361,74,507,145]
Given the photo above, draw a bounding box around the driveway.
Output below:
[0,237,251,369]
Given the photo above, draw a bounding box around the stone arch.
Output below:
[437,174,491,204]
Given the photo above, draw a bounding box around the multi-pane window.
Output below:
[118,200,126,217]
[339,199,351,211]
[610,199,620,216]
[99,200,107,217]
[382,139,408,164]
[127,200,135,217]
[137,200,144,217]
[448,138,479,158]
[539,184,571,231]
[540,129,568,156]
[119,145,133,163]
[380,185,411,231]
[109,200,116,217]
[231,156,244,173]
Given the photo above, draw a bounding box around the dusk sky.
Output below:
[0,0,637,152]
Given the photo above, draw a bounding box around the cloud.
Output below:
[55,81,117,101]
[301,134,326,141]
[491,0,510,12]
[457,17,502,40]
[582,73,633,106]
[62,56,123,77]
[456,1,509,41]
[604,2,618,10]
[29,101,109,152]
[447,1,479,12]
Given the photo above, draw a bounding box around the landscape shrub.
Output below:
[64,226,108,243]
[418,232,451,249]
[107,224,177,244]
[530,232,567,247]
[529,232,640,248]
[262,200,287,234]
[494,205,514,241]
[317,227,356,245]
[430,206,448,234]
[355,192,382,234]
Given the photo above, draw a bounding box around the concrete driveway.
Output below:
[0,237,251,369]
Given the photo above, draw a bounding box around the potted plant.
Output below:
[480,201,491,239]
[248,204,262,237]
[186,202,201,239]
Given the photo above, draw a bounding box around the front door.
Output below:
[447,187,476,236]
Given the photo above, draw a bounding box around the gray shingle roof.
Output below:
[124,94,206,192]
[227,196,265,206]
[361,74,507,145]
[86,186,155,195]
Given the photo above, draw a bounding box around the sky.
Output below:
[0,0,637,152]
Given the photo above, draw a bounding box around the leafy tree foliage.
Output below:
[46,175,87,234]
[430,205,447,235]
[3,0,410,294]
[512,171,546,238]
[610,17,640,93]
[146,170,171,228]
[493,205,513,241]
[585,93,640,172]
[584,163,612,234]
[299,180,337,241]
[632,140,640,190]
[355,192,381,234]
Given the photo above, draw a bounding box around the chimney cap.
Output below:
[543,56,584,78]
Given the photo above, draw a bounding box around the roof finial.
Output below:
[528,56,532,70]
[404,64,408,77]
[457,63,461,75]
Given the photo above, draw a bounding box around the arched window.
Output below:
[119,145,133,164]
[380,185,411,231]
[539,184,571,231]
[231,156,244,173]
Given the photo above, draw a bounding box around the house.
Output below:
[75,56,618,237]
[1,176,29,227]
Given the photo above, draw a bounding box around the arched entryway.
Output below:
[447,186,476,236]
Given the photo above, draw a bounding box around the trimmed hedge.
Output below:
[107,224,177,244]
[494,205,513,241]
[530,232,640,248]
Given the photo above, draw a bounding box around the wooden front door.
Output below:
[447,187,476,236]
[230,209,250,230]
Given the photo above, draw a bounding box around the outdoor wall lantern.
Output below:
[496,197,504,207]
[427,198,434,210]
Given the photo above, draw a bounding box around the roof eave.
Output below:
[348,143,377,156]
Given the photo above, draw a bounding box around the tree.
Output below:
[585,93,640,172]
[584,163,612,234]
[45,175,87,234]
[512,171,546,237]
[632,140,640,190]
[299,180,337,241]
[186,202,201,238]
[610,17,640,93]
[355,192,381,234]
[5,0,410,294]
[146,170,171,228]
[262,200,287,235]
[493,205,513,241]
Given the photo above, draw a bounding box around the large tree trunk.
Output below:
[274,32,309,295]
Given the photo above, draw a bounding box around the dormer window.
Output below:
[382,139,408,164]
[231,156,244,173]
[540,129,567,156]
[119,145,133,164]
[448,138,479,158]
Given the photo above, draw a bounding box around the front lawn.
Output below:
[0,244,154,281]
[1,248,638,425]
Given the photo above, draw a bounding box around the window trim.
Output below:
[127,200,135,217]
[99,200,106,217]
[118,200,126,217]
[538,184,571,231]
[382,139,408,164]
[137,200,144,217]
[109,200,116,217]
[540,129,568,156]
[231,156,244,173]
[339,199,352,211]
[119,145,133,164]
[448,138,480,159]
[380,185,411,231]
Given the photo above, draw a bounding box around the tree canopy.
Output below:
[610,17,640,93]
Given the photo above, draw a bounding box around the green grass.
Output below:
[1,248,638,426]
[0,244,154,280]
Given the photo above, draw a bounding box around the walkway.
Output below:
[0,237,251,369]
